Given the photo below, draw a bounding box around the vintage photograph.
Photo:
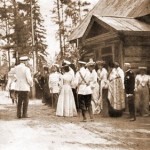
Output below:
[0,0,150,149]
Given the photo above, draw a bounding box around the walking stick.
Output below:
[74,88,78,110]
[51,88,54,109]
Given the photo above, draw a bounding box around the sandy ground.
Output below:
[0,91,150,150]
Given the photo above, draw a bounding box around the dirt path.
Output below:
[0,91,150,150]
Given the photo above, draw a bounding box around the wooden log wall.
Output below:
[124,45,150,74]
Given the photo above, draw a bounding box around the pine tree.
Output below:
[0,0,15,67]
[16,0,48,69]
[0,0,48,70]
[51,0,91,62]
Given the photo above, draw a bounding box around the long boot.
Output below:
[88,106,94,121]
[82,110,87,122]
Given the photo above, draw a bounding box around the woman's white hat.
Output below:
[86,58,95,66]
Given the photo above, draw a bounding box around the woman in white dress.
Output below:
[56,65,77,117]
[97,61,109,116]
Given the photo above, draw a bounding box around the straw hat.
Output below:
[86,58,95,66]
[96,60,105,66]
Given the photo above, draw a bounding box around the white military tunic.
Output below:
[15,63,33,91]
[75,67,92,95]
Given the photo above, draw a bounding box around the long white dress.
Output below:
[56,72,77,117]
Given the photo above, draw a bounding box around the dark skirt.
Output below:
[108,100,123,117]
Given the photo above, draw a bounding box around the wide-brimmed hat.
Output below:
[86,58,95,66]
[96,60,105,66]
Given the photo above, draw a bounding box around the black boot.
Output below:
[82,110,87,122]
[88,106,94,121]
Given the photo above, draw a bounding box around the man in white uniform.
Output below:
[15,56,33,118]
[75,60,94,122]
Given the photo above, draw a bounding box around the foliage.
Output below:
[0,0,48,69]
[51,0,91,62]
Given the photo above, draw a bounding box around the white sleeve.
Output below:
[26,68,33,87]
[74,72,79,87]
[48,74,51,88]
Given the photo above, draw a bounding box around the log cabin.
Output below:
[68,0,150,73]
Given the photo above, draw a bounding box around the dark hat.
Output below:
[44,66,49,71]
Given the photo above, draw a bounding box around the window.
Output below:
[101,46,113,63]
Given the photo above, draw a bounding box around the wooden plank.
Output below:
[124,56,150,62]
[124,36,150,46]
[124,46,150,57]
[100,17,131,31]
[127,19,150,31]
[115,18,142,31]
[83,32,119,46]
[69,0,148,41]
[84,52,94,57]
[127,62,150,69]
[128,0,150,18]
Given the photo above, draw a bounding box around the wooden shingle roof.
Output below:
[68,0,150,41]
[94,15,150,32]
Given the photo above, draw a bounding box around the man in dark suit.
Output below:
[124,63,136,121]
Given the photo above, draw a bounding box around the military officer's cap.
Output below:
[19,56,29,61]
[78,60,86,65]
[53,64,59,68]
[63,60,71,65]
[124,63,131,67]
[138,67,147,70]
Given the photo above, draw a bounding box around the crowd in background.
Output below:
[6,58,150,121]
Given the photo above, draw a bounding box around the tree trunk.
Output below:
[57,0,63,58]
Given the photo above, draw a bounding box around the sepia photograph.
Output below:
[0,0,150,149]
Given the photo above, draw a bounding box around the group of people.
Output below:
[33,58,150,122]
[6,56,150,122]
